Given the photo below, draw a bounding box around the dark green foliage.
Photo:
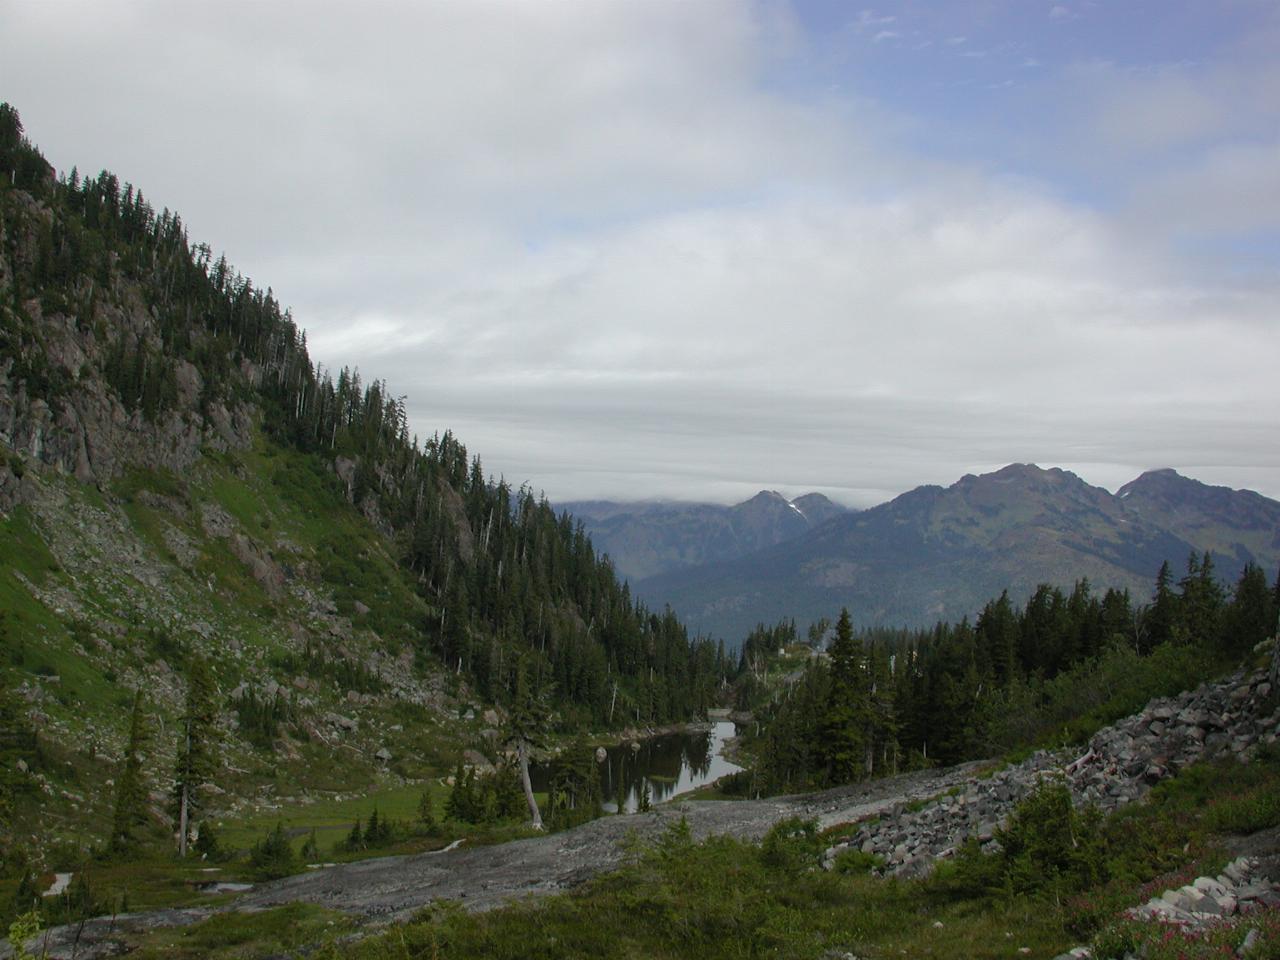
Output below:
[0,102,729,735]
[173,655,218,856]
[270,644,383,695]
[416,789,437,834]
[11,869,39,916]
[818,609,870,783]
[248,822,297,880]
[503,656,550,827]
[759,817,823,875]
[945,781,1106,900]
[750,555,1269,794]
[109,690,151,856]
[1221,562,1276,657]
[545,738,603,830]
[444,763,527,826]
[343,818,364,852]
[737,619,799,676]
[364,806,393,846]
[193,822,224,861]
[300,828,320,861]
[230,688,296,748]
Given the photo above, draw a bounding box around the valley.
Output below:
[4,99,1280,960]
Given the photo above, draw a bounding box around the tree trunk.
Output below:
[177,780,190,858]
[518,740,543,831]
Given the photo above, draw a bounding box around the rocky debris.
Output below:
[463,749,495,775]
[1048,857,1280,960]
[822,666,1280,875]
[1126,857,1280,925]
[328,714,358,733]
[228,533,286,597]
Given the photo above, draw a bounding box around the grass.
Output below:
[125,903,354,959]
[341,825,1076,960]
[331,744,1280,960]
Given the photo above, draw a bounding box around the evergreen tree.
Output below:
[110,690,150,856]
[1146,561,1178,651]
[1179,551,1224,644]
[503,657,550,830]
[1221,563,1274,656]
[416,788,437,833]
[818,609,869,784]
[344,818,364,851]
[173,655,217,857]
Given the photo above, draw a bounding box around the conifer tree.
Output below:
[1146,560,1178,650]
[417,788,437,833]
[110,690,150,855]
[504,657,550,830]
[819,609,869,784]
[173,655,217,857]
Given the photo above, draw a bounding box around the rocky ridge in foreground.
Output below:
[822,657,1280,875]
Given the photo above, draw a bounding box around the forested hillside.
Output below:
[738,554,1279,793]
[0,104,726,868]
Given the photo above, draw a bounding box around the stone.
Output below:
[374,747,392,763]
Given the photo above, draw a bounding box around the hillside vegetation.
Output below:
[0,103,728,888]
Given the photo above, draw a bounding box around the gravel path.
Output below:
[14,761,985,958]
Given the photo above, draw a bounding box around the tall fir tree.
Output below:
[819,609,870,784]
[110,690,150,855]
[1146,560,1178,651]
[173,656,218,857]
[504,656,550,830]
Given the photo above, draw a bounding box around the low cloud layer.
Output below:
[3,0,1277,506]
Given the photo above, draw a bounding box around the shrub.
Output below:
[943,779,1105,900]
[248,822,297,880]
[760,817,823,875]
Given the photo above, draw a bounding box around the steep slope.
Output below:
[0,105,722,861]
[560,490,846,581]
[1117,468,1280,566]
[636,463,1277,641]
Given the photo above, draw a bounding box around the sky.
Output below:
[2,0,1278,508]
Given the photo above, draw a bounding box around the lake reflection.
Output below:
[534,721,742,813]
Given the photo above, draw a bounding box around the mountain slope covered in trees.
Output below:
[636,463,1280,641]
[0,105,726,868]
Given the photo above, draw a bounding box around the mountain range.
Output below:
[618,464,1280,642]
[558,490,845,582]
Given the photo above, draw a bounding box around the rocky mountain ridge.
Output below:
[559,489,846,582]
[634,463,1280,640]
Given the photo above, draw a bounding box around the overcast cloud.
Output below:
[2,0,1277,506]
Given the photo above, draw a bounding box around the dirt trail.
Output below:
[16,762,983,958]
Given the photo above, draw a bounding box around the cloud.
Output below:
[857,10,897,28]
[330,183,1280,504]
[2,0,1278,506]
[1129,141,1280,238]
